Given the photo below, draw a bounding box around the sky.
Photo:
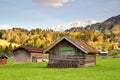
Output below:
[0,0,120,30]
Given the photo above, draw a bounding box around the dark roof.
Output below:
[70,38,99,53]
[0,56,8,59]
[13,45,44,53]
[44,36,99,54]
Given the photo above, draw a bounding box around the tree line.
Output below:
[0,26,119,51]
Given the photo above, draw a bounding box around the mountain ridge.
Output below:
[85,15,120,31]
[49,20,98,31]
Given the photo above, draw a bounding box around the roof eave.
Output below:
[44,36,88,54]
[64,37,88,53]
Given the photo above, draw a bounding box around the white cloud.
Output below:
[0,25,12,30]
[32,0,71,7]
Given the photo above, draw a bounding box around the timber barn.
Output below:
[13,45,45,63]
[44,36,99,68]
[0,56,8,64]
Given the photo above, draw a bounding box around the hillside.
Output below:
[0,39,19,55]
[0,39,19,48]
[66,15,120,32]
[65,15,120,44]
[86,15,120,30]
[0,39,10,47]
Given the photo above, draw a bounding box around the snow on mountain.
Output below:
[0,24,12,30]
[50,20,99,31]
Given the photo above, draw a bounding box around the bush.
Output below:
[115,51,120,55]
[109,49,117,56]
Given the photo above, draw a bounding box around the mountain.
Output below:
[65,15,120,45]
[50,20,98,31]
[0,25,12,30]
[86,15,120,31]
[65,15,120,32]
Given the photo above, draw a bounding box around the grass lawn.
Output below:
[0,57,120,80]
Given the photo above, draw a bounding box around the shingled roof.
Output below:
[44,36,99,54]
[70,38,99,53]
[13,45,44,53]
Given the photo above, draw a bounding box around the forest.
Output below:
[0,22,120,56]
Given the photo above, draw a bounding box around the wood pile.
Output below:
[48,60,81,68]
[112,56,120,58]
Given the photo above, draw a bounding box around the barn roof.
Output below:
[44,36,99,54]
[0,56,8,59]
[13,45,44,53]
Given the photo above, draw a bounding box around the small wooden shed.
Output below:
[44,36,99,68]
[13,45,45,63]
[0,56,8,64]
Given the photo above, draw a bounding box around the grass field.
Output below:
[0,57,120,80]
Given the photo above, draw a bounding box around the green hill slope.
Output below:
[0,39,19,50]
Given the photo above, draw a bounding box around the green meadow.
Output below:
[0,57,120,80]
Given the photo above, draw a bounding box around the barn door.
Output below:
[32,57,37,62]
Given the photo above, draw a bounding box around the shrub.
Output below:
[109,49,117,56]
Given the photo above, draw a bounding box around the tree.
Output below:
[4,43,13,57]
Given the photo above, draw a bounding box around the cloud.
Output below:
[32,0,71,7]
[0,25,12,30]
